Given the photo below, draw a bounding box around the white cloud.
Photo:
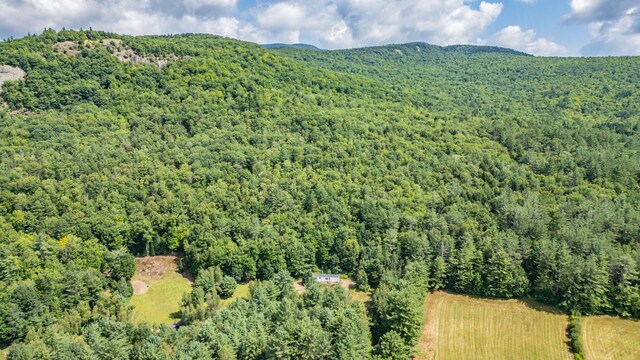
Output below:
[149,0,237,19]
[0,0,247,39]
[0,0,506,50]
[254,1,348,45]
[489,25,567,56]
[427,1,504,45]
[351,0,504,46]
[0,0,101,35]
[565,0,640,55]
[185,0,237,8]
[322,20,354,48]
[581,7,640,55]
[252,0,504,48]
[256,2,308,31]
[567,0,636,22]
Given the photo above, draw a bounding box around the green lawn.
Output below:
[130,263,251,325]
[583,316,640,360]
[417,292,573,360]
[220,283,251,308]
[130,269,193,325]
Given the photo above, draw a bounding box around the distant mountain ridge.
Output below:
[438,44,531,56]
[261,43,322,50]
[265,41,531,56]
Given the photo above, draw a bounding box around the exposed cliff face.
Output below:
[54,39,179,68]
[0,65,25,92]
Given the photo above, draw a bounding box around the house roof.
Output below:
[312,274,340,277]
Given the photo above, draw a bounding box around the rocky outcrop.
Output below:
[54,39,178,68]
[0,65,25,92]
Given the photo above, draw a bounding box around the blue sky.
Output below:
[486,0,589,54]
[0,0,638,56]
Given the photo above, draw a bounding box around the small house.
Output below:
[312,274,341,284]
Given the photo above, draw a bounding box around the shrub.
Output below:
[218,276,237,299]
[568,315,585,359]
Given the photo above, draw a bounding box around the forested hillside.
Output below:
[0,30,639,359]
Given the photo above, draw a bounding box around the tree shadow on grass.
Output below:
[1,341,10,359]
[438,290,567,316]
[169,310,182,320]
[519,297,567,315]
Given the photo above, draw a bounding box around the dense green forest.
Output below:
[0,30,639,359]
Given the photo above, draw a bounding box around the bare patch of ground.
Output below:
[340,278,355,290]
[416,291,442,360]
[131,279,150,295]
[54,39,179,68]
[53,41,80,56]
[134,255,185,279]
[294,280,306,294]
[0,65,25,92]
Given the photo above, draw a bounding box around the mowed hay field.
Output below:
[582,316,640,360]
[130,256,193,325]
[416,292,573,360]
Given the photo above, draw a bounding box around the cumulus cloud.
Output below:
[0,0,245,40]
[0,0,505,50]
[566,0,637,22]
[253,0,504,48]
[343,0,504,46]
[565,0,640,55]
[489,25,567,56]
[0,0,102,36]
[149,0,238,19]
[256,2,308,31]
[253,1,349,45]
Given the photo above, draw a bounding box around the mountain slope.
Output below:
[273,42,640,189]
[0,30,639,358]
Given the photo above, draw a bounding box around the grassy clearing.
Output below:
[583,316,640,360]
[129,256,193,325]
[349,288,371,304]
[340,279,372,304]
[416,291,573,360]
[130,255,253,324]
[220,283,251,308]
